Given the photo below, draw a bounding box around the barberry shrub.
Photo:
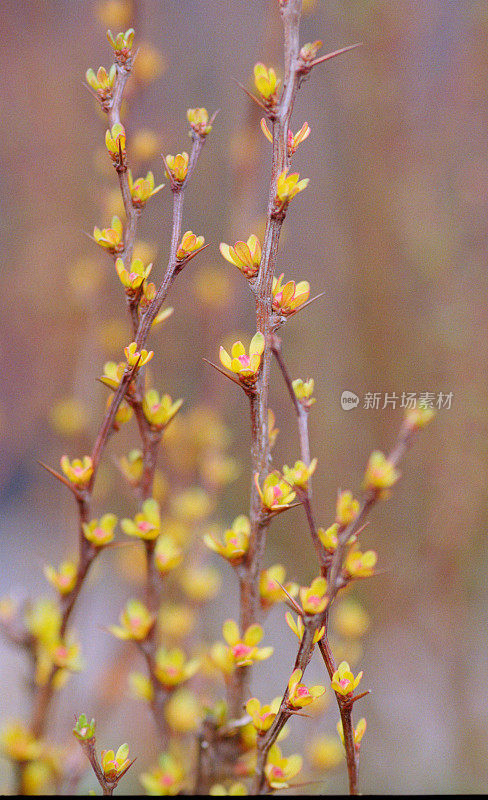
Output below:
[0,0,435,795]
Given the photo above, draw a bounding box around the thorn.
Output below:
[274,581,304,615]
[352,521,370,538]
[202,357,245,390]
[231,77,268,111]
[37,461,78,496]
[178,242,210,267]
[351,689,371,704]
[309,42,363,69]
[298,291,326,314]
[209,108,221,126]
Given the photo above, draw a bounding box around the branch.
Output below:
[240,0,304,679]
[272,336,327,569]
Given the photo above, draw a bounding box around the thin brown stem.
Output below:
[317,637,359,795]
[238,2,304,722]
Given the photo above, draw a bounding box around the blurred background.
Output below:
[1,0,488,793]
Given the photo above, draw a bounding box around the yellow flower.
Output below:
[100,743,132,782]
[307,735,343,771]
[60,455,93,487]
[292,378,315,408]
[97,1,132,27]
[245,697,280,733]
[179,566,221,602]
[25,599,61,649]
[362,450,400,495]
[127,169,164,207]
[264,744,302,790]
[51,638,82,672]
[272,274,310,316]
[337,717,366,749]
[158,603,196,640]
[100,360,125,390]
[121,498,160,540]
[154,647,199,689]
[129,671,154,703]
[124,341,154,367]
[336,490,360,527]
[261,119,310,156]
[254,63,280,102]
[299,576,328,615]
[43,561,77,595]
[219,332,265,385]
[140,753,185,796]
[211,620,273,674]
[288,121,311,154]
[0,721,43,761]
[142,389,183,429]
[108,599,155,641]
[187,107,213,136]
[85,64,116,96]
[117,449,143,485]
[165,688,201,734]
[282,458,317,488]
[176,230,205,261]
[285,612,325,644]
[165,151,189,182]
[254,471,296,512]
[405,406,436,429]
[344,545,377,579]
[219,235,261,279]
[106,395,133,429]
[259,564,298,608]
[132,42,166,83]
[275,169,309,208]
[105,123,126,167]
[204,514,250,563]
[334,599,370,639]
[115,256,152,292]
[93,215,124,253]
[106,28,135,54]
[287,668,325,709]
[209,782,248,795]
[154,535,183,575]
[131,128,161,161]
[331,661,363,696]
[318,523,339,553]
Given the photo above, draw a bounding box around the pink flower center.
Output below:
[238,355,251,368]
[232,643,252,659]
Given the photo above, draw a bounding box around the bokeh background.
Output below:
[1,0,488,793]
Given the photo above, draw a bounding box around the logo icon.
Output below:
[341,391,359,411]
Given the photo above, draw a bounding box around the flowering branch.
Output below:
[73,714,134,796]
